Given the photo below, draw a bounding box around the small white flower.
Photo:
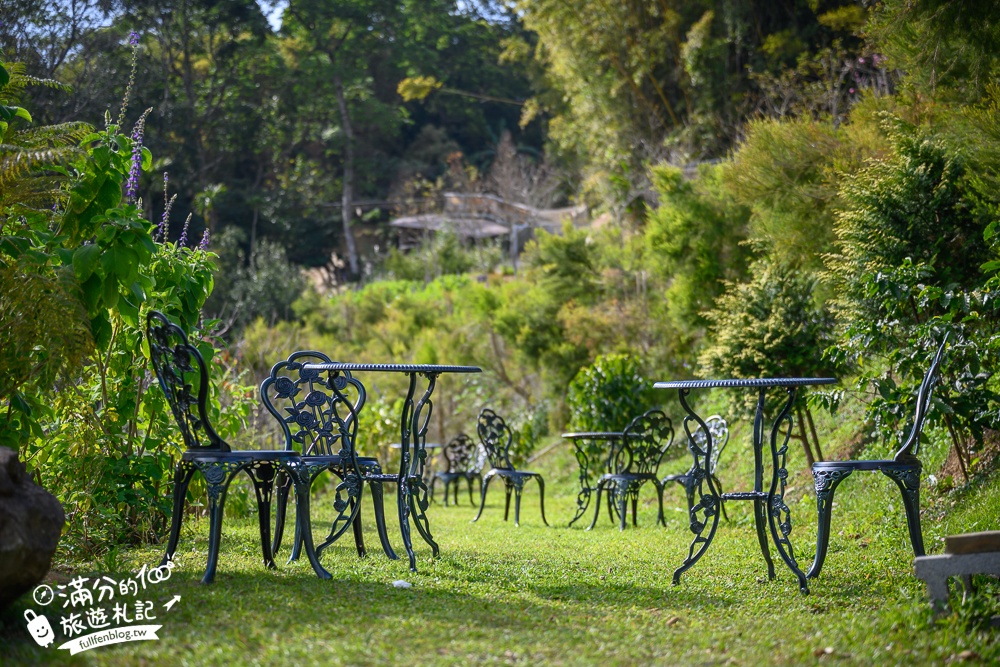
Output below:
[927,474,937,487]
[392,580,412,589]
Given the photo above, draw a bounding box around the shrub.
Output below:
[566,353,654,432]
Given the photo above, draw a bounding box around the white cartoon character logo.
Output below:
[24,609,55,647]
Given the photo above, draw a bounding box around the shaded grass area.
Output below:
[2,413,998,666]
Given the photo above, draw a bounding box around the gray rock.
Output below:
[0,446,65,610]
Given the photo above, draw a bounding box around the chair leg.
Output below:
[199,462,241,584]
[161,460,196,567]
[631,491,638,528]
[807,468,853,579]
[654,481,666,527]
[587,482,605,531]
[429,475,437,504]
[514,487,522,527]
[619,484,628,532]
[467,475,477,507]
[453,478,459,506]
[369,481,398,560]
[351,496,366,558]
[536,476,549,527]
[881,466,925,557]
[286,461,331,580]
[291,469,322,563]
[271,469,293,556]
[503,484,513,522]
[472,473,494,522]
[606,487,616,526]
[245,462,278,570]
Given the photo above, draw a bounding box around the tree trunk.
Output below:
[333,71,360,278]
[804,407,823,461]
[795,405,815,467]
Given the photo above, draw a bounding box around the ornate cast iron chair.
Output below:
[807,336,948,578]
[660,415,730,522]
[472,409,549,526]
[586,410,674,531]
[430,433,483,506]
[261,351,397,563]
[146,311,330,583]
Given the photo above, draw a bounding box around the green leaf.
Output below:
[10,392,32,417]
[73,244,102,281]
[0,64,9,87]
[91,314,112,348]
[103,276,119,309]
[81,274,103,312]
[14,106,31,122]
[140,146,153,171]
[119,295,139,327]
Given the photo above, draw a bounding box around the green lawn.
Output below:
[2,425,998,666]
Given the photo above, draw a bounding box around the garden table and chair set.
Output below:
[146,309,952,598]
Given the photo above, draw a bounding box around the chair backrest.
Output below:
[894,335,949,461]
[691,415,729,474]
[146,310,226,451]
[260,350,366,457]
[442,433,477,474]
[477,409,514,470]
[614,409,674,476]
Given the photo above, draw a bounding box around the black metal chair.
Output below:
[260,351,397,563]
[661,415,730,522]
[807,336,949,578]
[146,311,330,583]
[587,410,674,531]
[430,433,483,506]
[472,409,549,526]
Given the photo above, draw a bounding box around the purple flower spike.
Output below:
[129,31,140,47]
[125,108,152,204]
[179,213,192,247]
[199,229,210,250]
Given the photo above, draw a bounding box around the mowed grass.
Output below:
[2,427,998,666]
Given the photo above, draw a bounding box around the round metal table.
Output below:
[654,377,837,594]
[301,363,481,571]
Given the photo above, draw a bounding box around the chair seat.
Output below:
[599,472,659,482]
[813,459,920,472]
[286,454,380,465]
[180,449,300,461]
[487,467,540,477]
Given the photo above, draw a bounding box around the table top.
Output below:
[654,377,837,390]
[302,362,482,374]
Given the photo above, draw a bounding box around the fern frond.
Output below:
[12,122,93,148]
[17,75,72,92]
[0,146,83,187]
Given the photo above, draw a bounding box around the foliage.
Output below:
[514,0,867,202]
[379,231,491,283]
[827,119,1000,466]
[645,163,750,335]
[0,55,224,555]
[699,262,835,381]
[566,353,654,432]
[204,226,306,333]
[722,114,887,271]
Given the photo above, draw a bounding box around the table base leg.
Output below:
[672,472,721,585]
[767,388,810,594]
[754,496,776,580]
